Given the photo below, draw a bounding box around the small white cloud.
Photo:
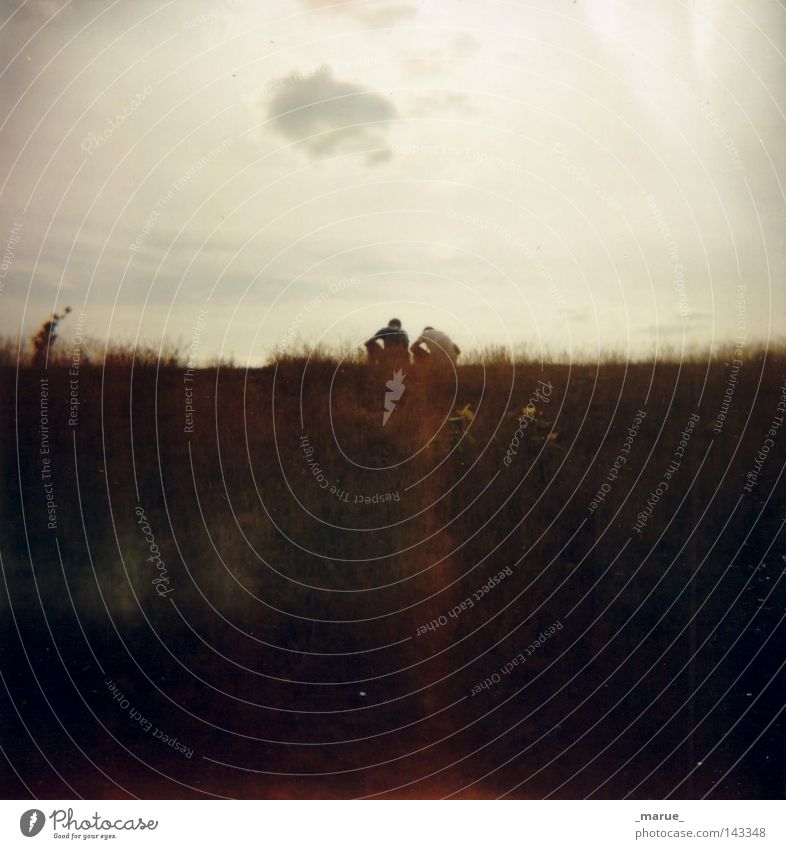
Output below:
[409,90,475,116]
[451,33,480,57]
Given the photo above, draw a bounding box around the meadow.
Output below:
[1,334,785,798]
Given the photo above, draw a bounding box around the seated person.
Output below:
[410,326,461,365]
[365,318,409,364]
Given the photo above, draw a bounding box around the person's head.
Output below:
[423,326,434,332]
[388,318,402,329]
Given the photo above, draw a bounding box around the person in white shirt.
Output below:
[410,326,461,364]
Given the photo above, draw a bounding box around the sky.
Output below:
[0,0,783,363]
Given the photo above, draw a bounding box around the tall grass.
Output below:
[1,332,784,798]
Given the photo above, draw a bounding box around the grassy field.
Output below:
[1,339,785,798]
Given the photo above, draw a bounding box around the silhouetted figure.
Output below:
[410,326,460,367]
[365,318,410,367]
[31,306,71,368]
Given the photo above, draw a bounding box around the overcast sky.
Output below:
[0,0,783,362]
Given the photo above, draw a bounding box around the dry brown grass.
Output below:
[1,335,785,798]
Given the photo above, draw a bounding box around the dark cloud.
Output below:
[267,66,396,165]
